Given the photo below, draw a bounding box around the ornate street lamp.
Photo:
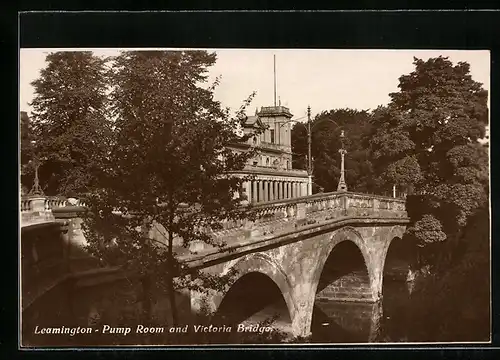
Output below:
[307,105,313,195]
[280,106,346,195]
[28,140,45,196]
[28,159,44,196]
[337,130,348,192]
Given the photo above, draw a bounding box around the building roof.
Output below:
[242,115,267,129]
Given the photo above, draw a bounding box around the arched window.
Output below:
[266,157,270,166]
[287,160,290,169]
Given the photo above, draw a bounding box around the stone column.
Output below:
[270,181,275,201]
[259,180,265,203]
[278,181,283,200]
[244,181,252,204]
[232,188,240,200]
[263,181,269,202]
[252,180,258,203]
[302,182,307,197]
[286,182,291,199]
[274,181,279,201]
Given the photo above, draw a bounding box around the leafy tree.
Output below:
[291,109,374,193]
[405,202,489,341]
[20,111,34,194]
[28,51,111,196]
[368,56,489,265]
[82,50,258,327]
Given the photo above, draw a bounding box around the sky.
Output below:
[19,48,490,121]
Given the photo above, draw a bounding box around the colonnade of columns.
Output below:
[242,179,308,204]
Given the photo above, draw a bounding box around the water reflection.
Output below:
[212,270,415,344]
[312,300,382,343]
[236,279,413,343]
[311,280,412,343]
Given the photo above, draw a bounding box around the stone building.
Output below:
[229,105,309,204]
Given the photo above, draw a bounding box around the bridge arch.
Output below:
[379,225,412,338]
[381,225,411,285]
[380,225,408,267]
[212,253,295,327]
[311,227,374,300]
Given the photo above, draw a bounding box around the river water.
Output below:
[239,279,416,344]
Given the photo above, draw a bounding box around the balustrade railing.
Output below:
[242,164,308,176]
[21,192,406,251]
[45,197,68,210]
[21,198,32,212]
[20,195,88,214]
[211,191,408,244]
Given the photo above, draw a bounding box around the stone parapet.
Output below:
[20,196,88,227]
[180,191,408,263]
[212,191,407,238]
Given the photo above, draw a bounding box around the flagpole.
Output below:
[274,54,277,106]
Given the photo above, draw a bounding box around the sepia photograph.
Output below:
[19,48,490,347]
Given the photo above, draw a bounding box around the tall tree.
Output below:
[29,51,111,196]
[20,111,34,194]
[83,51,258,327]
[291,108,374,193]
[368,56,489,265]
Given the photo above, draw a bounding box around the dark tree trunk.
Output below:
[166,189,178,328]
[141,274,152,322]
[167,236,178,326]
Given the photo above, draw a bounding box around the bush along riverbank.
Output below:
[402,205,490,342]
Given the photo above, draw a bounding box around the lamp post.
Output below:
[307,105,313,195]
[337,130,348,192]
[28,159,44,196]
[281,106,345,195]
[28,140,45,196]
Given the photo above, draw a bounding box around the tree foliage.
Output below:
[20,111,34,194]
[82,50,258,325]
[404,202,490,341]
[368,56,489,250]
[28,51,111,195]
[291,108,375,193]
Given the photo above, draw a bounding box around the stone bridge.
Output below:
[20,191,409,343]
[175,191,409,338]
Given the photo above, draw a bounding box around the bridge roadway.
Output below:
[20,191,409,340]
